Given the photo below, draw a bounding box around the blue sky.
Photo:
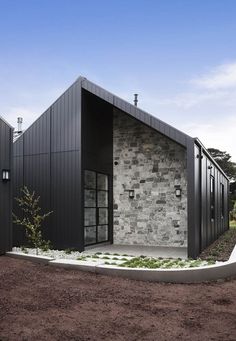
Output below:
[1,0,236,160]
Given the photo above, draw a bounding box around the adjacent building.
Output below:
[13,77,229,258]
[0,117,12,255]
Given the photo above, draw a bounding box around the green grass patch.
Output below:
[119,256,214,269]
[230,220,236,228]
[76,256,87,261]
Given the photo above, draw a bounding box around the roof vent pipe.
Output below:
[17,117,23,133]
[134,94,138,106]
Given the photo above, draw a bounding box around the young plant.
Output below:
[13,186,52,255]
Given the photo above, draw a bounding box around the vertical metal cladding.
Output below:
[13,79,83,250]
[82,90,113,246]
[0,118,13,254]
[189,141,229,257]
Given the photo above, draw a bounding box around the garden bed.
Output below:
[13,224,236,270]
[200,225,236,262]
[12,247,218,269]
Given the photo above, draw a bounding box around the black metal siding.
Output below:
[13,79,83,250]
[0,118,12,254]
[187,139,200,258]
[188,141,229,257]
[82,90,113,245]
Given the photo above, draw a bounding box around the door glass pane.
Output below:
[85,226,96,245]
[84,208,96,226]
[84,170,109,245]
[97,173,108,190]
[84,170,96,189]
[99,208,108,225]
[97,225,108,242]
[84,189,96,207]
[97,191,108,207]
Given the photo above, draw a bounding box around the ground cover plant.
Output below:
[230,220,236,228]
[119,257,215,269]
[13,248,219,268]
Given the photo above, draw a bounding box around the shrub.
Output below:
[13,186,52,255]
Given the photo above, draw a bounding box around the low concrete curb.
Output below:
[49,259,104,272]
[6,251,54,264]
[5,245,236,283]
[96,261,236,283]
[229,244,236,262]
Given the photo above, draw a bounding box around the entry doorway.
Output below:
[84,170,110,246]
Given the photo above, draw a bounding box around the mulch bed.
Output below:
[200,227,236,261]
[0,257,236,341]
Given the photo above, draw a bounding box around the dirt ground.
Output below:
[0,257,236,341]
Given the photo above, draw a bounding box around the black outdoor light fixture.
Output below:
[128,190,135,199]
[125,189,135,199]
[2,169,10,182]
[175,186,181,198]
[129,190,135,199]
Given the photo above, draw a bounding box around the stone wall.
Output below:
[113,108,188,247]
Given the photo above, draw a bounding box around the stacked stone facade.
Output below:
[113,108,188,247]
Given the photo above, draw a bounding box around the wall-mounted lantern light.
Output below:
[124,189,135,199]
[175,186,181,198]
[129,190,135,199]
[2,169,10,182]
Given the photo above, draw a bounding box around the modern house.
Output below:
[13,77,229,258]
[0,117,13,255]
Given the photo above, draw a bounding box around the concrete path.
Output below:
[83,244,188,259]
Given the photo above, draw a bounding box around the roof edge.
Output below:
[81,77,192,148]
[194,138,229,181]
[0,115,14,129]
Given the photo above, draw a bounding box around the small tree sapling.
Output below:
[13,186,52,255]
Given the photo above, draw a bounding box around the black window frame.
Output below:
[84,170,109,246]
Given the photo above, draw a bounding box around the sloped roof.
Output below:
[80,77,192,148]
[12,76,228,179]
[81,77,229,179]
[0,115,14,129]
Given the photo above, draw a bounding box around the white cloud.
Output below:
[155,90,228,109]
[192,62,236,90]
[136,61,236,162]
[181,116,236,161]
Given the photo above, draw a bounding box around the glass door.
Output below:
[84,170,109,246]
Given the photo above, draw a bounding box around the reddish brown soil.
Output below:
[0,257,236,341]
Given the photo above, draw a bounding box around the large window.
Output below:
[84,170,109,246]
[210,175,215,221]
